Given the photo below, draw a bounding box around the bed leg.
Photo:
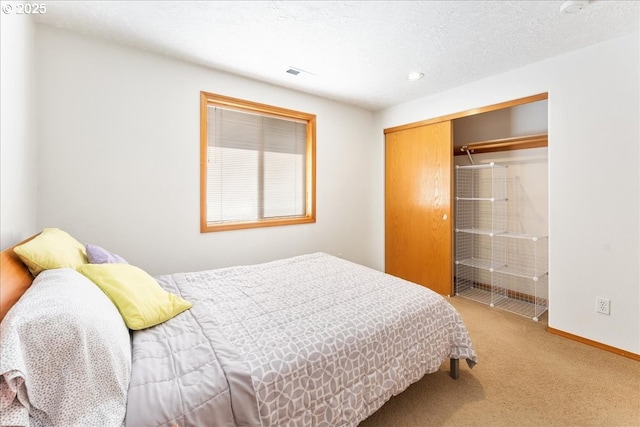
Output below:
[450,358,459,379]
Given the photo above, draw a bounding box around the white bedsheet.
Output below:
[0,269,131,427]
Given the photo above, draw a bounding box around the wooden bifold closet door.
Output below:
[385,121,453,296]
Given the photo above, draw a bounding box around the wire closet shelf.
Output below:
[454,162,549,321]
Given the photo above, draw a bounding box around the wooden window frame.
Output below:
[200,91,316,232]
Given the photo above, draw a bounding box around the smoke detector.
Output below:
[560,1,589,14]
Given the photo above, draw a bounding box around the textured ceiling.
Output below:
[33,1,640,111]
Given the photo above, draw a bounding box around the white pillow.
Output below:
[0,268,131,427]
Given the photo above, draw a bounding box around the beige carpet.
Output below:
[359,296,640,427]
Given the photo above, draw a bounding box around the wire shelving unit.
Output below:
[454,162,548,321]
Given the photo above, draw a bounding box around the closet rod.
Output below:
[456,133,548,155]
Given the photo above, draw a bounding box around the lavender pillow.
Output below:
[86,244,128,264]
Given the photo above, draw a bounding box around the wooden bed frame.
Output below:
[0,237,35,322]
[0,235,461,379]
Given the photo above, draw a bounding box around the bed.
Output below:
[0,229,477,427]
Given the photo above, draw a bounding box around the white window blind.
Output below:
[206,106,307,224]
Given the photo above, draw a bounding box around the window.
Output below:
[200,92,316,232]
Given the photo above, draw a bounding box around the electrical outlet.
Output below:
[596,297,610,315]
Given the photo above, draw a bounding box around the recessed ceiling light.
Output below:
[408,72,424,81]
[560,0,588,14]
[286,68,301,75]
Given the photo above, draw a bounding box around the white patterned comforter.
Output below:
[125,253,477,427]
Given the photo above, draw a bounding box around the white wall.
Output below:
[374,32,640,354]
[0,12,38,249]
[35,25,377,275]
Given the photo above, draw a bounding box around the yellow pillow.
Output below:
[14,228,88,276]
[77,263,193,330]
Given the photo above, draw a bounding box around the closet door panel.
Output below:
[385,121,453,295]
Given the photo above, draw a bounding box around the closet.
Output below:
[384,94,548,307]
[453,98,549,320]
